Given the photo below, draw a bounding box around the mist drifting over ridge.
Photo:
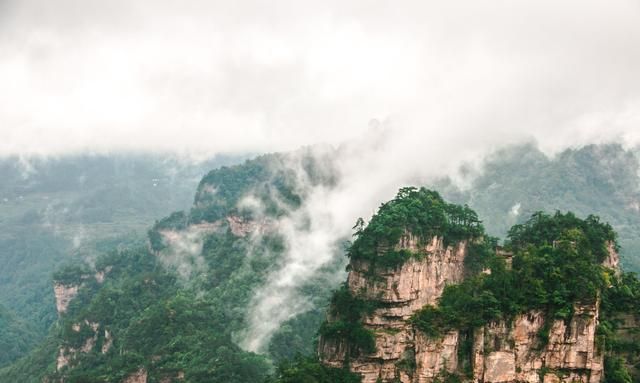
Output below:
[2,0,640,356]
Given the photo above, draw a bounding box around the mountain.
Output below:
[0,153,244,365]
[436,143,640,272]
[313,188,639,382]
[3,143,640,382]
[0,149,343,382]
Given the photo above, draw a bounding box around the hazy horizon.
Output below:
[1,0,639,158]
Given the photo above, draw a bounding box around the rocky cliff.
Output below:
[319,232,624,383]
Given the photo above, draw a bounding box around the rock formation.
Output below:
[54,283,79,315]
[122,368,148,383]
[319,234,618,383]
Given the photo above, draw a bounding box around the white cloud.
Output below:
[0,0,638,156]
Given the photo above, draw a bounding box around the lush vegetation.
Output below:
[0,154,243,365]
[412,212,615,336]
[190,149,336,224]
[348,187,483,269]
[0,304,39,367]
[436,143,640,272]
[5,144,640,380]
[507,211,617,262]
[599,272,640,382]
[410,210,640,380]
[318,285,377,358]
[266,356,362,383]
[0,151,345,382]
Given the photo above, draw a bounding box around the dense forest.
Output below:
[0,154,243,366]
[437,143,640,272]
[0,150,343,382]
[2,143,640,381]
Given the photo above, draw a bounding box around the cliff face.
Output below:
[471,304,603,383]
[53,283,79,315]
[319,234,615,383]
[320,234,468,383]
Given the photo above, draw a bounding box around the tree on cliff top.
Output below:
[347,187,484,268]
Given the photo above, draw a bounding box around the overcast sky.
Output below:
[1,0,639,156]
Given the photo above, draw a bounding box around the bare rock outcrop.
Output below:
[54,283,79,314]
[319,232,612,383]
[56,320,102,371]
[122,368,147,383]
[472,303,603,383]
[320,234,468,383]
[226,215,272,237]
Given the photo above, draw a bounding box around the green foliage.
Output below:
[433,370,464,383]
[52,264,92,285]
[0,305,39,367]
[266,356,361,383]
[436,143,640,272]
[0,154,243,362]
[602,272,640,317]
[148,211,189,251]
[348,187,484,269]
[191,150,335,224]
[0,336,59,383]
[599,271,640,381]
[507,211,617,263]
[463,237,498,276]
[604,356,633,383]
[23,242,276,383]
[319,285,377,357]
[413,212,611,338]
[411,280,502,337]
[269,308,327,363]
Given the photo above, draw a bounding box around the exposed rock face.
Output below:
[56,320,102,371]
[602,241,620,273]
[319,233,611,383]
[472,304,603,383]
[95,266,112,284]
[159,221,222,245]
[226,215,271,237]
[348,236,467,316]
[101,329,113,354]
[56,348,72,371]
[159,371,185,383]
[320,235,468,383]
[122,368,147,383]
[54,283,79,314]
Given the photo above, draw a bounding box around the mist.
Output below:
[2,0,640,355]
[1,0,639,156]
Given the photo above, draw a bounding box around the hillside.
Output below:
[3,144,640,382]
[437,143,640,272]
[0,154,243,365]
[0,150,342,382]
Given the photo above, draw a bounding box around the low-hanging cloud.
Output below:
[1,0,639,156]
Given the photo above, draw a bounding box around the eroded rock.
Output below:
[54,283,79,315]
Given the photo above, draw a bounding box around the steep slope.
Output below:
[0,153,243,364]
[5,144,640,382]
[317,188,640,383]
[0,149,342,383]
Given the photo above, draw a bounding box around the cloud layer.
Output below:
[1,0,639,156]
